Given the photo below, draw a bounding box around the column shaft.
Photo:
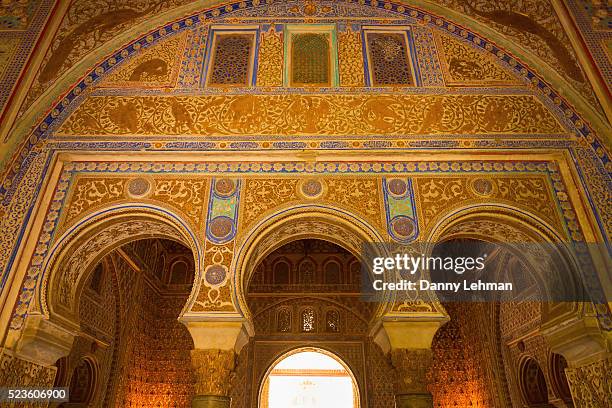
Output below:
[391,348,433,408]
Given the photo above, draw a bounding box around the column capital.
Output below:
[565,355,612,407]
[541,315,610,366]
[370,317,447,353]
[15,315,75,366]
[185,319,254,407]
[191,349,235,396]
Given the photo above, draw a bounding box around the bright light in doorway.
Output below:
[263,350,358,408]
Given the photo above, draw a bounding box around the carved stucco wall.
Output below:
[0,1,609,339]
[432,0,602,110]
[0,0,56,119]
[566,356,612,407]
[69,257,118,407]
[117,278,194,407]
[0,169,605,406]
[0,1,609,406]
[0,352,56,407]
[112,240,195,407]
[430,299,577,408]
[50,256,119,407]
[5,0,607,134]
[7,162,607,336]
[430,302,508,407]
[1,0,609,174]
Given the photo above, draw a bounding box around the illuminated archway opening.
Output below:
[260,348,359,408]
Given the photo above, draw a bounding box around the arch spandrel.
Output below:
[425,204,569,245]
[412,173,570,240]
[98,29,191,89]
[387,200,571,320]
[54,174,210,239]
[238,177,388,239]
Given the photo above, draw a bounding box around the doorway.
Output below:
[260,348,359,408]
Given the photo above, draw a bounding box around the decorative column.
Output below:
[542,314,612,407]
[372,319,446,408]
[191,349,235,408]
[183,320,250,408]
[0,315,76,393]
[391,348,433,408]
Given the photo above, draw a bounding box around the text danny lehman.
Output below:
[371,278,513,292]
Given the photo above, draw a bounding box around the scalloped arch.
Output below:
[36,204,202,328]
[425,204,594,329]
[229,204,389,319]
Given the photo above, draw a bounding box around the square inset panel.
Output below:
[206,30,256,87]
[285,25,338,87]
[365,30,415,86]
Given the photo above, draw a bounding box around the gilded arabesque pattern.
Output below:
[241,178,300,229]
[256,27,284,87]
[64,177,127,225]
[1,0,610,334]
[0,39,21,79]
[413,175,564,235]
[568,0,612,89]
[435,0,601,110]
[435,32,516,85]
[0,350,56,391]
[411,25,445,87]
[325,177,383,229]
[0,151,47,292]
[151,178,209,227]
[574,146,612,240]
[101,30,188,87]
[0,0,40,30]
[23,0,194,109]
[565,356,612,407]
[240,177,384,234]
[192,240,236,313]
[2,1,608,265]
[338,28,365,87]
[57,94,563,137]
[60,176,209,233]
[9,158,600,330]
[0,0,55,129]
[16,0,604,121]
